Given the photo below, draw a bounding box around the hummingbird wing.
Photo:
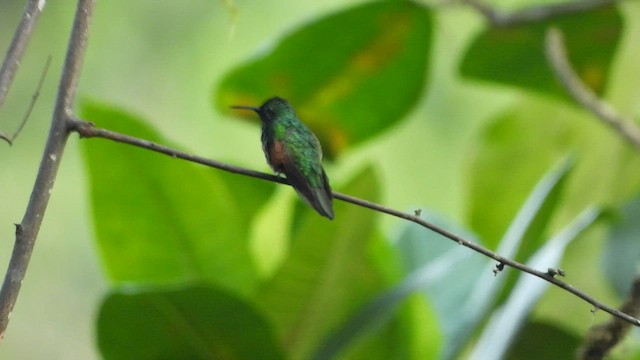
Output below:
[281,126,334,220]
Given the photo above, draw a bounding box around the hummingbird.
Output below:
[231,97,334,220]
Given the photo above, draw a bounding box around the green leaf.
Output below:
[81,102,275,295]
[461,5,622,99]
[603,194,640,296]
[471,208,601,359]
[216,2,432,157]
[313,264,441,360]
[505,321,581,360]
[97,285,285,360]
[258,166,397,359]
[329,293,438,360]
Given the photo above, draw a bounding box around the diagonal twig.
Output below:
[0,0,94,340]
[463,0,615,27]
[545,28,640,150]
[0,55,52,145]
[0,0,47,115]
[70,120,640,328]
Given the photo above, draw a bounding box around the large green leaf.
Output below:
[314,222,442,360]
[461,5,621,100]
[216,2,432,157]
[505,321,581,360]
[81,102,275,295]
[258,167,402,359]
[97,285,284,360]
[603,194,640,296]
[330,293,436,360]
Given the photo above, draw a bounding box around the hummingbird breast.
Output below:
[266,139,288,173]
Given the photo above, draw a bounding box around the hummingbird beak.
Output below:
[230,105,260,112]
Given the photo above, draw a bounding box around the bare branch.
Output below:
[71,120,288,183]
[578,277,640,359]
[463,0,615,27]
[545,28,640,150]
[0,0,94,339]
[71,120,640,328]
[1,55,52,145]
[0,0,46,113]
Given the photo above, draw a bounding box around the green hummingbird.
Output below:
[231,97,334,220]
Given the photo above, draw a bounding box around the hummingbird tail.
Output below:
[309,171,334,220]
[283,163,334,220]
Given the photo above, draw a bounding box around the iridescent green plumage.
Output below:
[231,97,334,219]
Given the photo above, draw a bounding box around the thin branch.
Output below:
[0,0,46,113]
[0,55,52,145]
[70,120,640,328]
[463,0,615,27]
[0,0,94,339]
[70,120,288,183]
[545,28,640,150]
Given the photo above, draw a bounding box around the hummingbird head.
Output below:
[230,97,293,124]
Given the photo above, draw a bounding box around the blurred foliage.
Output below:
[257,167,439,359]
[2,0,640,359]
[461,5,622,99]
[97,286,285,360]
[603,194,640,297]
[505,321,581,360]
[465,107,579,249]
[82,102,275,296]
[393,161,598,359]
[216,1,432,158]
[75,0,640,358]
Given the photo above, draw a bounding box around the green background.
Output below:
[1,0,639,358]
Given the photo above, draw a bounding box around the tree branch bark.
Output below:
[578,277,640,359]
[0,0,94,339]
[545,28,640,150]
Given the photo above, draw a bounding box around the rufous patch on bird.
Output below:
[269,140,289,170]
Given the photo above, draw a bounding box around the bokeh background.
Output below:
[1,0,639,359]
